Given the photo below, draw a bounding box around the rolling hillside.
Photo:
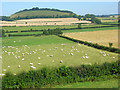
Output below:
[10,8,77,19]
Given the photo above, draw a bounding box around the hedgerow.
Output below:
[2,61,119,88]
[58,35,120,54]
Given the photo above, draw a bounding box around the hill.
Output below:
[10,7,78,20]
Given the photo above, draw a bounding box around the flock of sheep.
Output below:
[1,42,117,76]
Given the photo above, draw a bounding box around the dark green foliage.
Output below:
[91,17,101,24]
[58,35,120,54]
[109,42,113,48]
[43,28,63,35]
[2,29,6,37]
[0,16,14,21]
[2,61,119,88]
[78,24,82,29]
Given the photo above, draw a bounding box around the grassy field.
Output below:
[2,35,118,75]
[10,10,72,18]
[53,79,118,88]
[63,26,118,33]
[2,25,78,31]
[96,17,118,23]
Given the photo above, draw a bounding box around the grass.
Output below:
[2,35,73,46]
[53,79,118,88]
[63,26,118,33]
[2,35,118,74]
[2,25,78,31]
[10,10,71,18]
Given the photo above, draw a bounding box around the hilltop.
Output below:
[10,7,78,20]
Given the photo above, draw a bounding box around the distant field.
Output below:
[1,18,91,26]
[63,26,118,33]
[2,35,118,75]
[2,25,78,31]
[96,17,118,23]
[63,30,118,48]
[53,79,118,88]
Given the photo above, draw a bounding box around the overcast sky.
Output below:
[1,1,118,16]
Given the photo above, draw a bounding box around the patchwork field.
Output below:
[2,35,118,75]
[63,30,118,48]
[1,18,91,26]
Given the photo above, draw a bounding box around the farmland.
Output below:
[63,30,118,48]
[2,35,118,75]
[1,6,119,88]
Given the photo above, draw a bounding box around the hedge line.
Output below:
[8,34,43,37]
[58,35,120,54]
[2,61,119,88]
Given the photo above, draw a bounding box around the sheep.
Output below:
[103,54,106,56]
[30,63,33,65]
[3,69,6,72]
[107,54,109,56]
[30,66,36,69]
[8,66,10,68]
[22,58,24,61]
[113,57,115,59]
[70,53,74,56]
[50,55,53,57]
[85,56,89,59]
[85,54,87,56]
[0,56,2,59]
[38,63,41,65]
[77,51,79,53]
[38,57,41,59]
[18,65,21,68]
[61,49,63,51]
[82,56,85,59]
[60,60,63,63]
[0,74,5,76]
[52,60,54,62]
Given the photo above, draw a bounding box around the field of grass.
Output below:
[2,25,78,31]
[10,10,72,18]
[63,26,118,33]
[2,35,118,75]
[63,30,118,48]
[96,17,118,23]
[53,79,118,88]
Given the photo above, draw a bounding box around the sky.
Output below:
[1,2,118,16]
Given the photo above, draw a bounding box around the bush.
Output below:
[2,61,119,88]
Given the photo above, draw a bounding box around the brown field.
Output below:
[1,18,91,26]
[63,30,119,48]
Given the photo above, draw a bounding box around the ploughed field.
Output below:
[2,35,118,75]
[63,30,118,48]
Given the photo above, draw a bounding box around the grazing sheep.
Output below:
[30,63,33,65]
[8,66,10,68]
[30,66,36,69]
[82,56,85,59]
[0,74,5,76]
[52,60,54,62]
[113,57,115,59]
[70,53,74,56]
[107,54,109,56]
[38,63,41,65]
[85,56,89,59]
[38,57,41,59]
[3,69,6,71]
[50,55,53,57]
[18,65,21,68]
[103,54,106,56]
[22,58,24,61]
[60,60,63,63]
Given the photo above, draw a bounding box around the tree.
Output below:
[78,23,82,29]
[2,29,6,37]
[109,42,113,48]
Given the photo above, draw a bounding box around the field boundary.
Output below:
[58,35,120,54]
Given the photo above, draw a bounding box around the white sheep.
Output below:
[8,66,10,68]
[38,63,41,65]
[30,66,36,69]
[70,53,74,56]
[18,65,21,68]
[60,60,63,63]
[3,69,6,71]
[30,63,33,65]
[82,56,85,59]
[38,57,41,59]
[22,58,24,61]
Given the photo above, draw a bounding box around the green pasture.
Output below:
[2,35,118,74]
[53,79,118,88]
[63,26,118,33]
[2,25,78,31]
